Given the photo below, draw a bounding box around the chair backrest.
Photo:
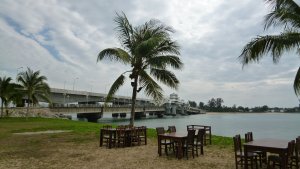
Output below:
[137,126,146,136]
[103,125,112,129]
[287,140,296,157]
[296,137,300,156]
[168,126,176,133]
[245,132,253,143]
[196,129,205,143]
[233,134,242,155]
[156,127,165,135]
[186,129,196,145]
[116,127,126,137]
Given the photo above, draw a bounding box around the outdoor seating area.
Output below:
[99,125,147,148]
[233,132,300,169]
[156,125,210,160]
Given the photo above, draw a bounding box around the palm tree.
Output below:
[97,13,183,125]
[17,68,51,117]
[239,0,300,95]
[0,76,13,117]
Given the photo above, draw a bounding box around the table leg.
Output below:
[280,152,287,169]
[177,139,183,159]
[108,130,113,149]
[100,129,103,147]
[244,145,249,169]
[158,135,162,156]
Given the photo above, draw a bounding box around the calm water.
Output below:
[94,113,300,140]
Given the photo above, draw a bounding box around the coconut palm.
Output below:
[17,68,51,117]
[97,13,183,125]
[0,76,13,117]
[239,0,300,95]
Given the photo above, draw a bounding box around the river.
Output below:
[75,112,300,140]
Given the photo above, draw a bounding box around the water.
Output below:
[91,113,300,140]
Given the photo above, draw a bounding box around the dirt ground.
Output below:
[0,133,235,169]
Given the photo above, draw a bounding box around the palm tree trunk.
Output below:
[130,77,138,126]
[26,94,30,120]
[1,100,3,118]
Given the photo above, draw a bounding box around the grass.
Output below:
[0,117,233,145]
[0,117,236,169]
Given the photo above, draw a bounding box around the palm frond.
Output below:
[239,31,300,66]
[105,74,126,103]
[264,6,300,29]
[139,70,163,101]
[294,67,300,95]
[150,68,179,89]
[98,48,131,64]
[114,12,134,50]
[146,55,183,70]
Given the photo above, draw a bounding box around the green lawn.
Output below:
[0,117,233,147]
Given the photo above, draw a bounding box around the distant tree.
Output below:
[0,76,13,117]
[17,68,51,118]
[0,77,22,117]
[237,106,245,112]
[188,100,197,107]
[199,102,205,109]
[216,98,224,108]
[207,98,216,108]
[262,105,269,112]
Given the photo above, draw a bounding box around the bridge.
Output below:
[48,88,153,106]
[8,88,205,121]
[49,106,165,121]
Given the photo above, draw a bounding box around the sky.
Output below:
[0,0,299,108]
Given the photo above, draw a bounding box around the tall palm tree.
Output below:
[17,68,51,117]
[0,76,13,117]
[239,0,300,95]
[97,13,183,125]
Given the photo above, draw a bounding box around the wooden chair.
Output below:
[245,132,266,167]
[129,127,139,146]
[168,126,176,133]
[115,126,126,148]
[268,140,296,169]
[137,126,147,145]
[290,137,300,169]
[233,134,258,169]
[100,125,112,147]
[195,129,205,156]
[182,129,196,159]
[156,127,173,156]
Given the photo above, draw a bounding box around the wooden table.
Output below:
[244,138,289,169]
[158,132,187,159]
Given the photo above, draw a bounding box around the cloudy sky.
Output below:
[0,0,299,108]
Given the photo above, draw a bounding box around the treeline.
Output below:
[0,67,51,117]
[188,98,299,112]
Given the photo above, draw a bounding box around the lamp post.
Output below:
[72,77,79,91]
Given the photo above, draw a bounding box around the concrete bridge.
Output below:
[48,88,153,106]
